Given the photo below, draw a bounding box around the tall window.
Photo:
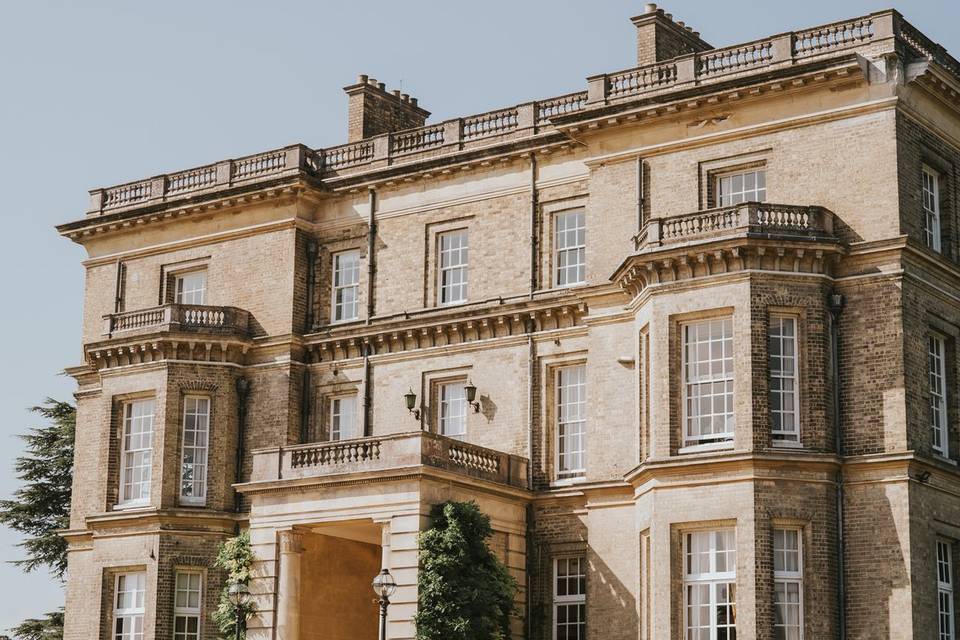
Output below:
[557,365,586,479]
[684,529,737,640]
[774,528,803,640]
[769,316,800,445]
[330,395,358,441]
[175,271,207,305]
[930,334,949,456]
[554,556,586,640]
[939,539,955,640]
[717,169,766,206]
[439,382,467,439]
[438,230,469,305]
[179,396,209,505]
[113,572,146,640]
[923,166,942,253]
[555,210,586,287]
[120,399,155,506]
[332,250,361,323]
[683,318,735,447]
[174,570,203,640]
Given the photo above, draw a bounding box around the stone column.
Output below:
[276,530,304,640]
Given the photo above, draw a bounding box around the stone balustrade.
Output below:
[102,303,250,337]
[251,431,529,489]
[86,10,956,214]
[634,203,835,250]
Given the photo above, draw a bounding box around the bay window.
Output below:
[179,396,209,505]
[119,399,155,507]
[174,570,202,640]
[769,316,800,445]
[930,334,949,457]
[683,318,735,447]
[113,572,146,640]
[774,528,803,640]
[554,556,586,640]
[684,529,737,640]
[939,538,955,640]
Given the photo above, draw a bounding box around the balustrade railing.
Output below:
[252,431,527,488]
[635,202,834,250]
[102,303,250,337]
[89,10,957,213]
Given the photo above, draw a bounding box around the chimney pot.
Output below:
[401,93,409,102]
[392,89,401,97]
[644,3,657,12]
[358,74,368,84]
[677,21,685,27]
[410,97,418,107]
[377,82,385,91]
[368,77,377,86]
[665,13,672,20]
[344,76,430,142]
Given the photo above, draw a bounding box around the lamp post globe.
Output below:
[372,569,396,640]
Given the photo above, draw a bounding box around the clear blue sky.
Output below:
[1,0,957,631]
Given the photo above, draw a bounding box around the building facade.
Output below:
[57,5,960,639]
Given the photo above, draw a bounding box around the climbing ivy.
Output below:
[212,530,255,639]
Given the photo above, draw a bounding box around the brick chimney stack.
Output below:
[344,74,431,142]
[630,4,712,67]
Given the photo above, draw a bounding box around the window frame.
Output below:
[769,315,801,447]
[118,398,155,508]
[174,270,208,306]
[329,394,359,441]
[173,569,203,640]
[556,364,587,480]
[554,209,586,288]
[681,317,735,449]
[939,538,955,640]
[331,249,361,324]
[923,165,943,253]
[683,528,737,640]
[553,555,587,640]
[113,571,146,640]
[930,333,950,458]
[773,527,804,640]
[715,167,767,207]
[438,381,468,439]
[179,395,210,506]
[437,229,469,306]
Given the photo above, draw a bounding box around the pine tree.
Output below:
[414,501,516,640]
[0,399,75,578]
[9,610,64,640]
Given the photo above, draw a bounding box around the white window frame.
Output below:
[439,382,467,439]
[930,334,949,457]
[113,571,146,640]
[684,529,737,640]
[174,270,207,306]
[329,394,358,441]
[553,556,586,640]
[438,230,469,305]
[119,399,155,508]
[554,209,586,288]
[716,168,766,207]
[179,396,210,506]
[769,315,801,446]
[174,569,203,640]
[924,165,943,253]
[682,318,735,448]
[774,527,804,640]
[556,365,587,480]
[939,538,955,640]
[331,250,361,323]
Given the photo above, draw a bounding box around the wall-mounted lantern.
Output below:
[404,389,421,421]
[464,380,481,413]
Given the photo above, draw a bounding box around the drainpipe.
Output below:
[366,188,377,324]
[234,377,250,513]
[828,292,846,638]
[363,345,372,437]
[525,321,537,640]
[636,157,645,233]
[113,259,124,312]
[529,153,538,298]
[305,239,318,332]
[299,366,311,443]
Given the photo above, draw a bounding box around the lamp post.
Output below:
[228,582,250,640]
[371,568,397,640]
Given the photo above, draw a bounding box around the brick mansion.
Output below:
[56,5,960,639]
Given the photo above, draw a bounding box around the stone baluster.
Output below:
[276,530,304,640]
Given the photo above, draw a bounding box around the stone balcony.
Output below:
[633,202,836,251]
[101,303,250,339]
[250,431,529,490]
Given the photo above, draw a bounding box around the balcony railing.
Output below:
[251,431,528,490]
[102,303,250,338]
[634,203,835,251]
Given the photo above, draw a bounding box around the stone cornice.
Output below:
[74,508,239,538]
[84,332,252,371]
[625,450,842,487]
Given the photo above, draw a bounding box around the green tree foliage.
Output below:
[414,501,516,640]
[0,399,75,579]
[212,531,255,639]
[9,610,64,640]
